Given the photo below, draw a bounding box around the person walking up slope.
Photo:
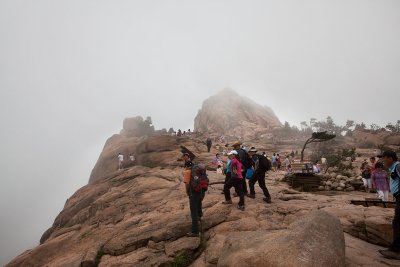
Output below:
[247,147,272,203]
[223,150,245,211]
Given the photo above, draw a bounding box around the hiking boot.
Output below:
[237,205,245,211]
[379,249,400,260]
[186,232,200,237]
[263,197,272,203]
[246,194,256,199]
[222,200,233,205]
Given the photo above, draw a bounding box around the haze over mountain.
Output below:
[1,0,400,265]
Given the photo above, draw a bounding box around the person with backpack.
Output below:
[182,153,208,237]
[206,138,212,153]
[247,147,272,203]
[379,150,400,260]
[232,141,252,195]
[222,150,245,211]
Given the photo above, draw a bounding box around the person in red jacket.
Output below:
[222,150,245,211]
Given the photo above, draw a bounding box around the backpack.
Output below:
[190,164,209,192]
[239,149,253,169]
[257,155,271,173]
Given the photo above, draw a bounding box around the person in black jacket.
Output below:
[247,147,272,203]
[206,138,212,153]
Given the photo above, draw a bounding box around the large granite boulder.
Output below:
[194,89,281,140]
[217,211,345,267]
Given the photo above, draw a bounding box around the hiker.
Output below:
[321,156,327,172]
[370,157,377,174]
[221,156,233,194]
[247,147,272,203]
[291,150,295,158]
[271,153,277,171]
[232,141,252,195]
[177,129,182,137]
[118,153,124,170]
[284,156,291,171]
[206,138,212,153]
[379,150,400,260]
[222,150,245,211]
[129,154,135,162]
[313,160,320,173]
[361,162,372,193]
[277,154,282,170]
[372,162,389,201]
[182,153,206,237]
[212,153,222,167]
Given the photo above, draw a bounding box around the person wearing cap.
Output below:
[379,150,400,259]
[182,153,202,237]
[222,150,245,211]
[232,141,250,195]
[247,147,272,203]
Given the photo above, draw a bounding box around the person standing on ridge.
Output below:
[206,138,212,153]
[379,150,400,260]
[118,153,124,170]
[247,147,272,203]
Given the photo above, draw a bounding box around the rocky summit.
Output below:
[6,91,400,267]
[194,89,281,140]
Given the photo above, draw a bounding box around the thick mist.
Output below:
[1,0,400,264]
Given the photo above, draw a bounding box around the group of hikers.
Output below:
[117,153,136,170]
[181,140,272,237]
[181,142,400,260]
[360,156,391,201]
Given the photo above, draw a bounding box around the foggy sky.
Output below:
[1,0,400,264]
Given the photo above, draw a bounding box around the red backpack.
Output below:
[190,164,209,192]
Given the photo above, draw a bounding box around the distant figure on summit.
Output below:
[118,153,124,170]
[206,138,212,153]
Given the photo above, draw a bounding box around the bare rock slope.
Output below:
[194,89,281,140]
[6,110,400,266]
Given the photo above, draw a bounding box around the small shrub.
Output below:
[173,252,192,267]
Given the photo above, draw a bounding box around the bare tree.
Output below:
[301,131,336,162]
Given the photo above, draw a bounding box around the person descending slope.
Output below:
[247,147,272,203]
[222,150,245,211]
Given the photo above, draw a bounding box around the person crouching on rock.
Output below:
[182,153,203,237]
[222,150,245,211]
